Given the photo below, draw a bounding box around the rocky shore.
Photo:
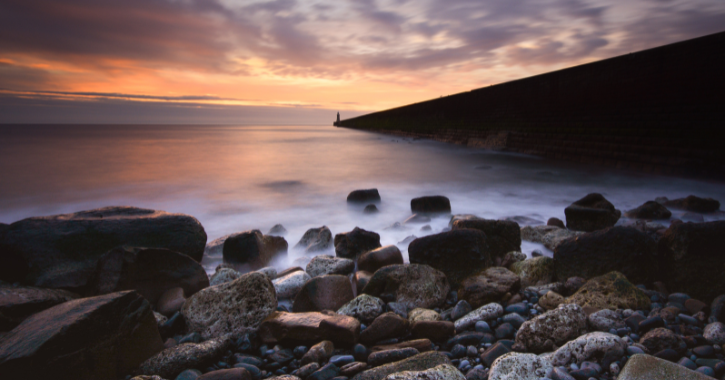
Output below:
[0,192,724,380]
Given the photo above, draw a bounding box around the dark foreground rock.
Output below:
[619,353,712,380]
[410,196,451,214]
[0,206,207,289]
[351,351,451,380]
[663,195,720,213]
[87,246,209,304]
[223,230,287,270]
[348,189,382,204]
[564,193,622,232]
[625,201,672,220]
[362,264,449,309]
[138,336,231,379]
[0,291,163,380]
[357,245,404,273]
[458,267,521,309]
[259,311,361,346]
[334,227,381,259]
[0,285,79,331]
[566,271,651,310]
[451,218,521,260]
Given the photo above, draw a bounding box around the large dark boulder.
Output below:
[663,195,720,213]
[87,246,209,305]
[0,291,163,380]
[408,229,491,288]
[0,285,79,331]
[347,189,381,204]
[554,226,658,285]
[0,207,207,291]
[451,218,521,260]
[411,196,451,214]
[223,230,287,271]
[357,245,404,273]
[658,221,725,302]
[564,193,622,232]
[334,227,381,259]
[625,201,672,220]
[362,264,449,310]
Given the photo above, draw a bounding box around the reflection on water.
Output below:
[1,124,724,273]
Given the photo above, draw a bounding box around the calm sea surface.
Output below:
[2,124,724,273]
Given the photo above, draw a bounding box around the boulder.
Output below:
[0,206,206,290]
[87,246,209,304]
[348,189,381,204]
[554,226,658,285]
[223,230,287,271]
[410,196,451,214]
[565,271,650,310]
[360,312,409,344]
[354,271,373,295]
[515,304,587,353]
[564,193,621,232]
[181,272,277,339]
[549,332,626,368]
[410,321,454,342]
[362,264,449,310]
[625,201,672,220]
[408,229,491,288]
[587,309,626,332]
[351,351,451,380]
[451,219,521,260]
[138,336,231,379]
[293,275,354,312]
[273,270,311,299]
[295,226,333,253]
[488,352,553,380]
[408,308,441,323]
[510,257,555,288]
[499,251,526,269]
[547,217,565,228]
[703,322,725,345]
[358,246,404,273]
[658,221,725,302]
[521,225,583,251]
[334,227,381,259]
[209,267,242,286]
[457,267,520,309]
[256,267,277,280]
[0,285,79,331]
[538,291,564,310]
[259,311,360,346]
[364,205,379,214]
[306,255,355,278]
[268,224,288,236]
[337,294,385,324]
[663,195,720,213]
[384,363,464,380]
[639,327,685,355]
[618,354,712,380]
[204,235,230,258]
[454,303,504,331]
[0,291,163,380]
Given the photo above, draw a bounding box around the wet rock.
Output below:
[360,312,409,345]
[587,309,626,332]
[663,195,720,213]
[223,230,287,271]
[410,196,451,214]
[301,340,334,365]
[451,300,472,320]
[273,270,311,299]
[368,348,419,367]
[639,328,685,355]
[520,225,582,251]
[625,201,672,220]
[658,221,725,302]
[362,264,449,310]
[566,271,650,310]
[138,336,231,379]
[306,255,355,278]
[182,272,277,339]
[337,294,385,324]
[358,246,404,273]
[619,353,712,380]
[259,311,360,346]
[554,226,658,285]
[334,227,381,259]
[454,303,504,331]
[547,217,566,228]
[156,287,186,316]
[348,189,382,204]
[704,322,725,345]
[538,291,564,310]
[564,193,622,232]
[457,267,520,309]
[451,219,521,260]
[198,368,251,380]
[0,284,79,331]
[256,267,277,280]
[295,226,333,253]
[87,246,209,305]
[351,351,451,380]
[499,251,526,269]
[0,206,206,289]
[563,277,586,296]
[371,339,432,353]
[354,271,373,295]
[210,268,242,286]
[404,214,431,224]
[0,291,163,380]
[408,229,492,288]
[364,204,380,214]
[480,342,511,367]
[510,256,554,288]
[410,321,455,342]
[408,308,441,323]
[488,352,553,380]
[268,224,288,236]
[550,332,626,368]
[341,362,368,377]
[515,304,587,353]
[293,275,354,313]
[383,363,464,380]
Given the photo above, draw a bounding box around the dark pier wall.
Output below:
[338,31,725,178]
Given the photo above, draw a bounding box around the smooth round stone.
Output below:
[679,314,699,326]
[451,344,466,358]
[654,349,680,362]
[580,361,601,373]
[329,355,354,367]
[678,357,698,370]
[694,345,715,358]
[504,302,529,315]
[233,363,262,379]
[630,334,640,341]
[552,367,575,380]
[475,321,492,333]
[459,359,470,369]
[175,369,203,380]
[669,293,691,305]
[178,332,202,344]
[502,313,525,328]
[467,345,478,357]
[696,366,715,377]
[627,346,645,355]
[570,367,598,379]
[494,323,515,340]
[293,346,308,358]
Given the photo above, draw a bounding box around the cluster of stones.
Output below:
[0,192,723,380]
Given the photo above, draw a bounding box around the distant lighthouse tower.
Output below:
[334,112,340,126]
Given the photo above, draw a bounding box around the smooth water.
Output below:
[1,124,724,273]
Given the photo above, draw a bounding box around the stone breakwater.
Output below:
[0,192,724,380]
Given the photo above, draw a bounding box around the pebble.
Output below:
[696,366,715,377]
[504,303,529,316]
[678,357,698,370]
[475,321,492,334]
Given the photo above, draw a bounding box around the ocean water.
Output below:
[1,124,724,274]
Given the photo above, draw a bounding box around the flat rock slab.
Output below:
[259,311,360,346]
[0,285,79,331]
[138,336,231,379]
[619,354,712,380]
[351,351,451,380]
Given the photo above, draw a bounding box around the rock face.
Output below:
[663,195,720,213]
[138,336,231,379]
[181,272,277,339]
[625,201,672,220]
[384,363,464,380]
[510,257,554,288]
[87,246,209,304]
[658,221,725,302]
[0,206,207,289]
[337,294,385,324]
[222,230,287,271]
[348,189,382,204]
[334,227,381,259]
[362,264,450,310]
[451,218,521,259]
[554,226,658,285]
[549,332,627,367]
[0,285,79,331]
[293,275,354,312]
[273,270,311,299]
[0,291,163,380]
[566,271,650,310]
[259,311,361,346]
[358,245,404,273]
[488,352,553,380]
[515,304,587,353]
[457,267,521,309]
[408,229,491,288]
[564,193,622,232]
[295,226,333,253]
[618,354,712,380]
[306,255,355,278]
[351,351,451,380]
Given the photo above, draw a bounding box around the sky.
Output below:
[1,0,724,124]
